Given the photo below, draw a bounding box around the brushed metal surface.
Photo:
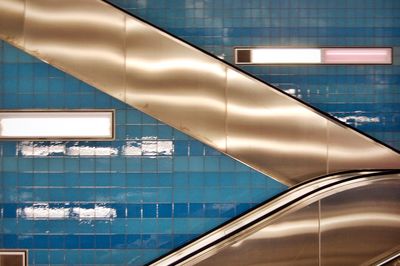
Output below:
[169,172,400,266]
[320,179,400,266]
[226,68,328,184]
[196,204,320,266]
[150,171,377,266]
[0,0,399,185]
[327,121,400,172]
[0,0,25,44]
[125,18,227,150]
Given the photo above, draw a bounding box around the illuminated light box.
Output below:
[322,48,392,64]
[0,110,114,140]
[235,48,392,65]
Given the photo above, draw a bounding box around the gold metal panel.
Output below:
[162,172,400,266]
[151,171,376,266]
[226,68,328,185]
[23,0,126,101]
[0,0,25,44]
[196,203,320,266]
[125,19,227,150]
[320,178,400,265]
[327,121,400,172]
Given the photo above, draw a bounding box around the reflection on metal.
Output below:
[151,171,400,266]
[0,0,399,185]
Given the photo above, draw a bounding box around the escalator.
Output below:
[0,0,399,186]
[0,1,399,265]
[150,170,400,265]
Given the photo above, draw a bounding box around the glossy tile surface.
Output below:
[0,42,286,265]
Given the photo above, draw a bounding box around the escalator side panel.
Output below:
[327,121,400,173]
[226,68,329,185]
[125,18,228,151]
[320,180,400,266]
[166,174,400,266]
[195,203,319,266]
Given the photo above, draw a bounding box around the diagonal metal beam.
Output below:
[1,0,399,185]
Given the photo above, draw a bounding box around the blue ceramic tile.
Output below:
[3,203,17,218]
[65,235,79,249]
[34,235,49,249]
[79,250,95,264]
[174,203,189,218]
[127,204,141,218]
[49,250,65,264]
[189,141,204,156]
[189,203,204,217]
[126,234,141,248]
[143,204,157,218]
[158,203,172,218]
[158,173,173,186]
[95,235,110,249]
[111,234,126,249]
[34,250,50,264]
[1,142,16,156]
[18,235,33,248]
[158,234,173,249]
[142,234,158,249]
[204,203,220,217]
[80,235,95,249]
[48,235,65,249]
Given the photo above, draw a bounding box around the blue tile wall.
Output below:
[110,0,400,150]
[0,41,286,265]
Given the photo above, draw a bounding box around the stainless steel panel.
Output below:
[23,0,126,101]
[327,121,400,173]
[0,0,25,44]
[0,0,399,186]
[196,203,320,266]
[166,172,400,266]
[320,178,400,266]
[226,68,329,185]
[151,171,376,266]
[125,19,227,150]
